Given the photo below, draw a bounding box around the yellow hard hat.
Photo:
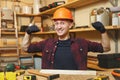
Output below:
[52,7,73,21]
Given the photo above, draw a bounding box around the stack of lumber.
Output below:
[87,52,107,71]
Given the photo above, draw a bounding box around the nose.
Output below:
[55,23,62,29]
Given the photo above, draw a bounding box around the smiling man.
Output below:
[22,7,110,70]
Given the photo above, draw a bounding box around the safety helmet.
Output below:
[52,7,73,21]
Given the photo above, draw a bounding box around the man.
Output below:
[22,7,110,70]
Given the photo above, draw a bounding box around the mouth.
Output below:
[57,30,62,33]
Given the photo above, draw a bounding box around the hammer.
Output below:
[27,69,59,80]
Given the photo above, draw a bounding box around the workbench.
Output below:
[15,53,118,80]
[16,69,116,80]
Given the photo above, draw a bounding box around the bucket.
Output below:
[96,8,110,26]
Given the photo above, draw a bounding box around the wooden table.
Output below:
[16,69,115,80]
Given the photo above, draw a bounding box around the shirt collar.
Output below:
[53,38,75,45]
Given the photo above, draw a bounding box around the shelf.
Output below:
[16,0,108,16]
[0,53,19,57]
[16,13,40,17]
[69,26,120,32]
[0,47,18,50]
[0,59,19,63]
[20,54,34,57]
[40,0,108,15]
[1,26,120,35]
[0,28,16,32]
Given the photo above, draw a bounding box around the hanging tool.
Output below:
[27,69,59,80]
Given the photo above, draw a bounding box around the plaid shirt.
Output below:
[27,38,103,70]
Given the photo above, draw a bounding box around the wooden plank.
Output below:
[87,62,107,71]
[40,69,96,75]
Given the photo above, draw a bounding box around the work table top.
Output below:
[16,69,116,80]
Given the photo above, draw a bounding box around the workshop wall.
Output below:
[0,0,120,69]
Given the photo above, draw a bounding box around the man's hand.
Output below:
[26,24,40,34]
[92,21,106,33]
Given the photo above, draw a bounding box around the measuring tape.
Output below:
[23,75,36,80]
[88,75,109,80]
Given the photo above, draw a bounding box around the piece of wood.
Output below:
[87,62,107,71]
[40,69,96,75]
[27,69,50,78]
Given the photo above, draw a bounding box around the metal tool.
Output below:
[27,69,59,80]
[23,75,36,80]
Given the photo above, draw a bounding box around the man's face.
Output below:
[53,19,73,39]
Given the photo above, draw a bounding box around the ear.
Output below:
[69,22,74,29]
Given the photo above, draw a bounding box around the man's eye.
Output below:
[54,23,58,25]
